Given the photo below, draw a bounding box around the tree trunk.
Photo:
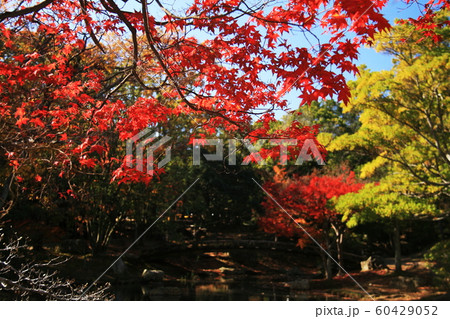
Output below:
[320,250,333,280]
[393,220,402,273]
[336,231,344,276]
[331,223,345,276]
[326,255,333,280]
[0,173,13,214]
[319,238,333,280]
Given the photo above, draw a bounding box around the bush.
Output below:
[424,240,450,287]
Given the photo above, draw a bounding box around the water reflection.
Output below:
[114,280,314,301]
[112,249,325,300]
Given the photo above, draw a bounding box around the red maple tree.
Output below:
[259,167,364,278]
[400,0,450,43]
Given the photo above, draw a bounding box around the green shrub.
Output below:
[424,240,450,287]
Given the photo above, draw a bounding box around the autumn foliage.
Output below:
[0,0,394,190]
[260,167,363,243]
[259,166,364,277]
[400,0,450,43]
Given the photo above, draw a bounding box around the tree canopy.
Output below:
[331,9,449,199]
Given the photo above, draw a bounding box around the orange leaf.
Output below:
[30,118,45,127]
[14,107,25,118]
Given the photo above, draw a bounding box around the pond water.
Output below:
[113,279,330,301]
[111,248,328,300]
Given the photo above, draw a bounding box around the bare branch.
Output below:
[0,231,112,300]
[0,0,55,23]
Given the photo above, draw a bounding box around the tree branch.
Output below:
[0,0,55,22]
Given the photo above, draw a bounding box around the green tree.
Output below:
[335,180,436,272]
[290,99,364,170]
[331,12,449,272]
[293,99,360,137]
[331,11,449,199]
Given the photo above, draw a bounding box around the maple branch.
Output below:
[131,69,170,91]
[154,0,183,19]
[79,0,105,53]
[101,0,139,63]
[141,1,194,107]
[0,0,55,22]
[94,71,133,111]
[154,0,247,24]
